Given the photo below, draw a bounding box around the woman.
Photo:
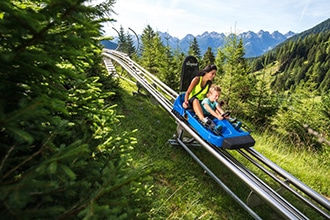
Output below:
[182,64,217,125]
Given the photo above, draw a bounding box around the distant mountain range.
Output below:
[158,30,296,58]
[103,30,296,58]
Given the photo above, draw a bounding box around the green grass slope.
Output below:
[115,78,329,219]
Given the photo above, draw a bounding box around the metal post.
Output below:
[128,27,140,55]
[112,27,120,50]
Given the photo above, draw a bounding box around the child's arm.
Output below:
[203,102,224,120]
[216,104,225,115]
[216,104,229,119]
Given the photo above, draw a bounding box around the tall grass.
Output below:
[255,133,329,197]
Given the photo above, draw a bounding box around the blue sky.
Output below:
[103,0,330,39]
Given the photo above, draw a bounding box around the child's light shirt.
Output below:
[201,97,218,115]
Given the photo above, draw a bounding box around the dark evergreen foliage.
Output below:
[201,47,216,67]
[139,25,158,74]
[117,26,137,57]
[248,21,330,150]
[188,37,202,60]
[214,35,254,120]
[251,31,330,94]
[0,0,151,219]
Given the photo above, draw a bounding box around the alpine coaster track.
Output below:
[102,49,330,220]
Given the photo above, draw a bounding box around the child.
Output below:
[201,84,227,120]
[202,85,242,131]
[182,64,217,125]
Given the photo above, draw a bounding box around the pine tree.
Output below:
[140,25,157,74]
[159,43,180,90]
[214,34,253,117]
[201,47,215,67]
[248,61,279,127]
[117,26,136,57]
[188,37,201,60]
[126,31,137,57]
[215,48,226,75]
[118,25,128,53]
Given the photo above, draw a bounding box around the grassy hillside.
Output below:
[250,30,330,94]
[115,77,329,219]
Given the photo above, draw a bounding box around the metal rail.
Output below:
[240,148,330,219]
[102,49,330,219]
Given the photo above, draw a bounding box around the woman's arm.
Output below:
[183,77,199,108]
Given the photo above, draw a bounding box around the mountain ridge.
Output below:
[157,30,296,58]
[104,30,296,58]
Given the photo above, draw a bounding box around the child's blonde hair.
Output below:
[207,84,221,97]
